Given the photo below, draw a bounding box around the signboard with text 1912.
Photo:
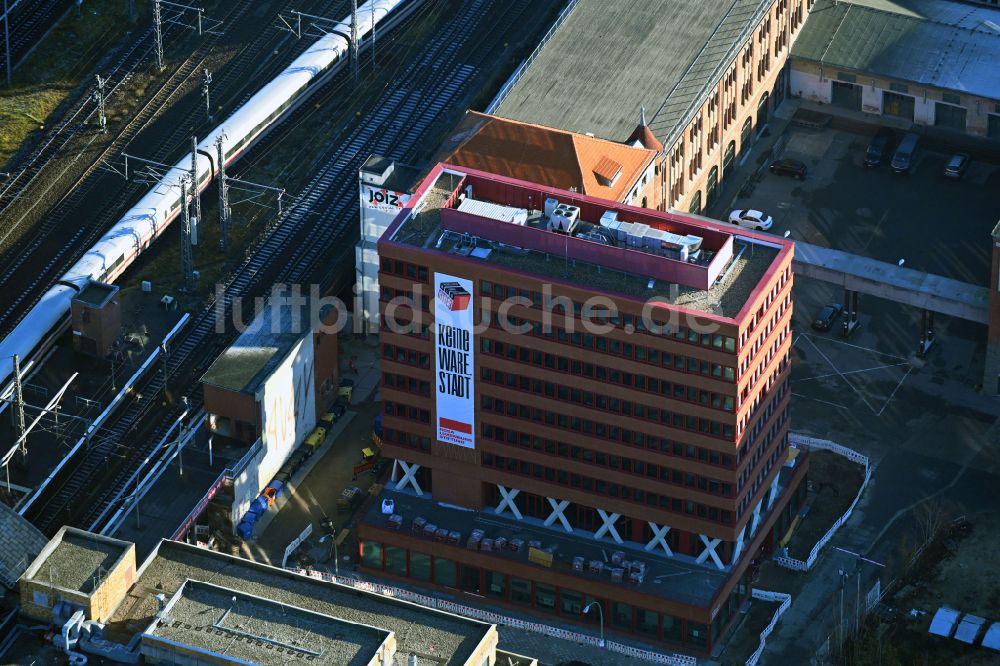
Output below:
[434,273,474,448]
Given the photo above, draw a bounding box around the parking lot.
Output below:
[731,124,1000,286]
[727,109,1000,662]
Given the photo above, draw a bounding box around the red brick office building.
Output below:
[359,163,807,655]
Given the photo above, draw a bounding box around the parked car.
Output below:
[812,303,844,332]
[768,158,807,179]
[728,209,774,231]
[890,132,920,173]
[864,127,895,167]
[943,153,970,179]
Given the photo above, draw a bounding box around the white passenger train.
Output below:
[0,0,416,391]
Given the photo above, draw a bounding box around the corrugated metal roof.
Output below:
[0,501,47,590]
[791,0,1000,102]
[495,0,769,143]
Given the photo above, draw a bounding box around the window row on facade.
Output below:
[480,423,789,525]
[360,540,743,650]
[479,392,737,444]
[479,336,735,393]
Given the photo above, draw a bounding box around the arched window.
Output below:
[706,167,719,208]
[756,91,770,131]
[740,118,753,158]
[688,190,702,216]
[723,141,736,182]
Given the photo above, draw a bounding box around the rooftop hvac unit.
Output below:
[457,197,527,225]
[627,223,650,247]
[600,210,619,227]
[550,204,580,233]
[544,197,559,218]
[615,221,633,242]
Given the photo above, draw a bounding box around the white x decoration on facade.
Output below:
[544,497,572,533]
[395,460,423,496]
[767,474,781,510]
[644,521,673,557]
[594,509,623,544]
[494,485,522,520]
[696,534,725,570]
[730,525,747,566]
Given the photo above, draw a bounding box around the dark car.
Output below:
[812,303,844,332]
[769,158,807,180]
[864,127,894,167]
[944,153,970,179]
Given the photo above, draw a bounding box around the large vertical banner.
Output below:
[434,273,475,448]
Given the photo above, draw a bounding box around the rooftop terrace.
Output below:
[386,167,784,320]
[107,540,493,664]
[364,477,788,609]
[147,580,390,666]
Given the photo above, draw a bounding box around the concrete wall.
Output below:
[203,384,259,443]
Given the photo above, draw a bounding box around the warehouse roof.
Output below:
[494,0,772,145]
[439,112,656,202]
[145,580,391,666]
[107,540,493,664]
[791,0,1000,101]
[201,298,334,395]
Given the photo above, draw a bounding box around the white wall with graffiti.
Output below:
[231,335,317,524]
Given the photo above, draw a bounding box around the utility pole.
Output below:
[190,136,202,241]
[215,133,230,251]
[153,0,164,71]
[201,68,212,121]
[3,0,11,86]
[371,3,375,70]
[94,74,107,132]
[180,179,194,291]
[12,355,25,456]
[350,0,358,83]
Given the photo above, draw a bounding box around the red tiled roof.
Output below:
[440,112,655,202]
[626,123,664,152]
[592,155,623,183]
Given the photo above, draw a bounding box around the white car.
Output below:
[728,209,774,231]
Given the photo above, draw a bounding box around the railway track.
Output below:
[0,0,340,338]
[27,0,545,536]
[0,0,66,75]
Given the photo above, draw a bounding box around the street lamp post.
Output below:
[583,601,605,648]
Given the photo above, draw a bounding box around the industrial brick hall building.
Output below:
[360,163,807,655]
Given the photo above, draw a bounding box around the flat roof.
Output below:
[384,165,787,321]
[73,280,118,308]
[791,0,1000,102]
[147,580,389,666]
[107,540,492,663]
[494,0,771,143]
[364,482,785,608]
[361,154,423,193]
[24,527,128,594]
[201,298,332,395]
